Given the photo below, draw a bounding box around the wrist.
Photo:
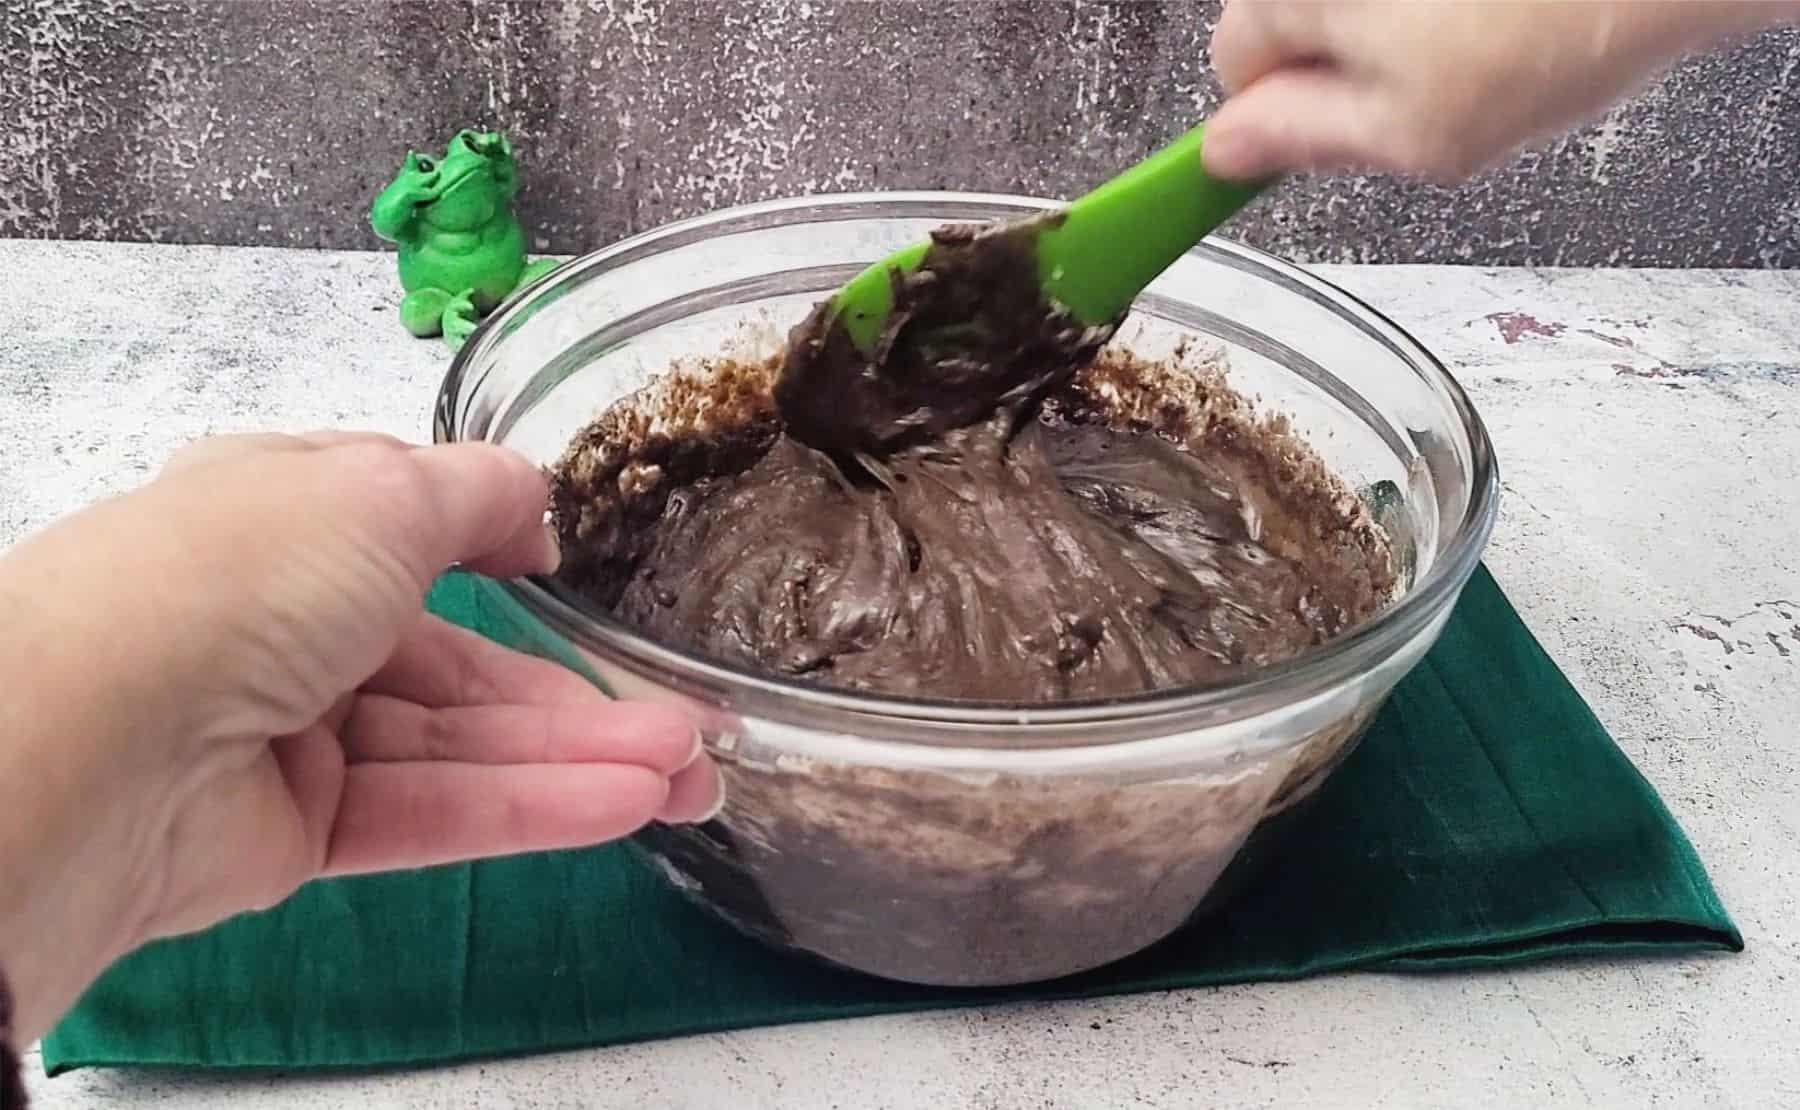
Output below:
[0,742,151,1042]
[0,637,162,1040]
[0,502,193,1040]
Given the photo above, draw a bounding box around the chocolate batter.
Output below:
[776,217,1116,457]
[552,220,1391,702]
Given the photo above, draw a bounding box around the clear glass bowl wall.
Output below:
[436,193,1497,986]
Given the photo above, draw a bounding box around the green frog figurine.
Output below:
[370,129,560,351]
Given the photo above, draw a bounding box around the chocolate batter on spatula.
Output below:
[550,219,1393,702]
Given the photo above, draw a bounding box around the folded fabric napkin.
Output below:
[42,565,1739,1074]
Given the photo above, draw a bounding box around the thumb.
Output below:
[1202,68,1389,180]
[321,441,560,592]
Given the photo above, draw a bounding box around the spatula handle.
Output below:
[1036,125,1268,328]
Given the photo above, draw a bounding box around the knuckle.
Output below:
[299,443,440,598]
[334,442,436,527]
[333,439,415,483]
[419,705,468,762]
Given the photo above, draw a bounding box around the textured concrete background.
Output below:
[2,0,1798,266]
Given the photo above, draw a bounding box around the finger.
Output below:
[161,430,406,476]
[358,442,557,586]
[341,693,701,774]
[366,614,612,710]
[271,724,348,880]
[322,760,670,876]
[1208,0,1324,94]
[1202,68,1386,180]
[480,504,561,581]
[658,753,725,824]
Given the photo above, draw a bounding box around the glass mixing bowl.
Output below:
[434,193,1498,987]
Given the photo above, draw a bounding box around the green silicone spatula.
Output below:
[830,124,1267,355]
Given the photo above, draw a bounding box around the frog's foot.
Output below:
[441,290,482,352]
[399,288,453,338]
[517,256,562,292]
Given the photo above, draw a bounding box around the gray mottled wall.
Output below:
[3,0,1798,267]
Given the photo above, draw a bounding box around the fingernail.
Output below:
[692,773,726,824]
[680,728,706,770]
[1201,129,1258,180]
[537,520,563,573]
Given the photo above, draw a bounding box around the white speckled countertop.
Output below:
[4,243,1797,1109]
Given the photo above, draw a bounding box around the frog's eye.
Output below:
[416,156,435,173]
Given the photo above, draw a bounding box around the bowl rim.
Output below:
[436,190,1499,739]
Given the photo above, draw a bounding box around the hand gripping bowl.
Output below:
[434,193,1499,988]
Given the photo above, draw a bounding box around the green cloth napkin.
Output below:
[42,565,1739,1074]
